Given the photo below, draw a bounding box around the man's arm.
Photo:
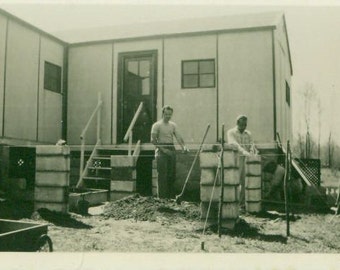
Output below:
[173,127,189,153]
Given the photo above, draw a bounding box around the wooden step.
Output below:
[93,156,111,160]
[88,166,111,170]
[83,176,111,181]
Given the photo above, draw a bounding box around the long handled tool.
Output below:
[175,124,211,204]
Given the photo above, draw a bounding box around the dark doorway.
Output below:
[117,51,157,143]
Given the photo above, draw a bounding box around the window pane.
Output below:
[142,78,150,95]
[127,61,138,75]
[200,60,214,74]
[44,62,61,93]
[183,62,198,74]
[200,74,215,87]
[183,75,198,88]
[139,60,150,77]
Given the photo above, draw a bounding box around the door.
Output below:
[118,51,157,143]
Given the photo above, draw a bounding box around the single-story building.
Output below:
[0,9,293,199]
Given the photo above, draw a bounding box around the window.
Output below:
[286,81,290,106]
[182,59,215,88]
[44,61,62,93]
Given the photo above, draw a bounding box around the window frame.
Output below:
[181,59,216,89]
[44,61,62,94]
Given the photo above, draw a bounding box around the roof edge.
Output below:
[68,25,276,48]
[0,8,68,46]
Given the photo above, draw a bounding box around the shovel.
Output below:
[175,124,211,204]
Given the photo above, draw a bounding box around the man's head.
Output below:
[162,105,173,123]
[236,115,247,133]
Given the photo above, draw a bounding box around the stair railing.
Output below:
[276,132,311,186]
[123,102,143,156]
[76,92,103,188]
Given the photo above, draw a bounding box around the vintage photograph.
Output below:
[0,0,339,268]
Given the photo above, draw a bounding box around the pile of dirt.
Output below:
[102,194,200,222]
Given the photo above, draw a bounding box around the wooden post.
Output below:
[97,92,102,142]
[218,124,225,237]
[284,140,290,237]
[79,138,85,180]
[128,130,133,156]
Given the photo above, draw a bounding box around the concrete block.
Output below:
[221,218,237,230]
[110,180,136,192]
[111,155,137,167]
[35,186,68,203]
[200,202,218,219]
[200,152,219,168]
[246,164,262,176]
[246,155,261,164]
[109,191,134,201]
[200,168,218,185]
[221,202,239,219]
[152,177,158,187]
[200,185,220,202]
[246,202,262,213]
[224,168,240,185]
[223,185,239,202]
[35,171,69,187]
[152,169,158,178]
[245,176,261,189]
[152,186,158,196]
[200,185,239,203]
[111,167,136,180]
[36,156,70,171]
[223,150,238,168]
[245,189,261,201]
[223,144,238,151]
[34,202,68,213]
[36,145,70,155]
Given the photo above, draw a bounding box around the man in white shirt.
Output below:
[151,105,189,199]
[227,115,255,208]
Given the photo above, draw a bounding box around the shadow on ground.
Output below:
[35,208,93,229]
[197,218,287,244]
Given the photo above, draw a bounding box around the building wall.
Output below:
[67,44,113,145]
[163,35,217,144]
[274,18,292,144]
[218,30,274,144]
[0,13,65,144]
[4,20,40,141]
[38,36,64,143]
[0,14,7,136]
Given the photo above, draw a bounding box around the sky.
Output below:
[1,0,340,145]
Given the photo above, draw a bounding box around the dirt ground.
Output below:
[2,194,339,253]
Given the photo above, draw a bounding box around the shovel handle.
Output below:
[177,124,211,198]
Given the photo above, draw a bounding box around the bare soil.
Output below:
[2,194,339,253]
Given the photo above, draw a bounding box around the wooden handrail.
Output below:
[276,132,311,186]
[123,102,143,142]
[77,92,103,188]
[76,139,101,188]
[80,93,103,140]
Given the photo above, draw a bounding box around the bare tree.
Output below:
[328,132,335,169]
[317,99,322,159]
[302,83,316,159]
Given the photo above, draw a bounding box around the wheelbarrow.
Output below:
[0,219,53,252]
